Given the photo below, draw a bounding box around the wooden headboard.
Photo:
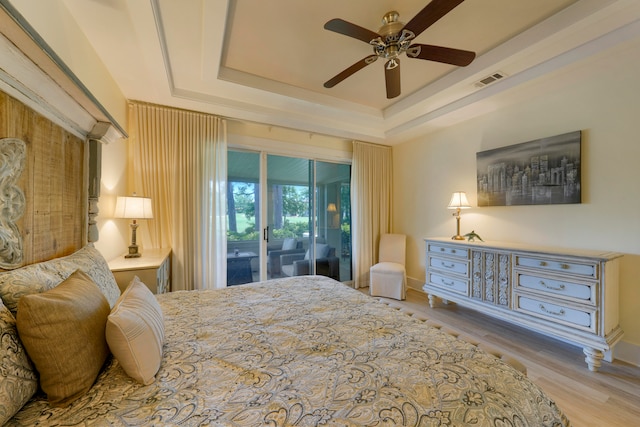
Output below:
[0,2,127,270]
[0,91,86,270]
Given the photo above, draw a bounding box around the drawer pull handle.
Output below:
[539,261,548,267]
[440,248,445,252]
[560,263,570,270]
[441,262,455,269]
[442,279,455,287]
[539,281,566,291]
[539,304,565,317]
[451,249,457,254]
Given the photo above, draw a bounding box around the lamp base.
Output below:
[125,221,141,258]
[125,245,141,258]
[452,211,465,241]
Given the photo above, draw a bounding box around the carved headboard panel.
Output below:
[0,91,86,270]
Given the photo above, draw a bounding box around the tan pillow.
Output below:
[106,276,164,385]
[16,270,110,407]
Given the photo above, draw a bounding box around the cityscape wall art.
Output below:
[477,131,581,207]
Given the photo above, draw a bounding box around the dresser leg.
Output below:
[583,347,604,372]
[427,294,438,308]
[427,294,454,308]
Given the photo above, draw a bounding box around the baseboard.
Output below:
[407,276,424,292]
[406,276,639,367]
[613,340,640,367]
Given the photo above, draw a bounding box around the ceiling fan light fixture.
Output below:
[323,0,475,98]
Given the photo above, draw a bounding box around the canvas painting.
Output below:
[477,131,581,207]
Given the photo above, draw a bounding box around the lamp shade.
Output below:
[327,203,337,213]
[114,196,153,219]
[447,192,471,209]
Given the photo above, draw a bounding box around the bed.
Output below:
[1,246,570,426]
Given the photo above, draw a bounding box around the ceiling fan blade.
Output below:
[406,44,475,66]
[324,18,381,44]
[324,55,378,88]
[403,0,465,39]
[385,58,401,99]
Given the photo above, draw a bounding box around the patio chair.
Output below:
[267,238,305,278]
[280,243,340,280]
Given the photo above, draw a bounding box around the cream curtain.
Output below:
[351,141,393,289]
[128,102,227,290]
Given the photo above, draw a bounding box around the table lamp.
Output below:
[447,191,470,240]
[114,194,153,258]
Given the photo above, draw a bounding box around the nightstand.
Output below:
[108,247,171,294]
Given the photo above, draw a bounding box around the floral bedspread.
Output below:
[10,276,569,426]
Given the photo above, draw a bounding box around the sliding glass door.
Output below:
[315,160,351,282]
[265,155,312,280]
[227,150,351,286]
[226,151,260,285]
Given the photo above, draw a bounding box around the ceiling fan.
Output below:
[323,0,476,99]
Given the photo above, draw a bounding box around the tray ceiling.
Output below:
[58,0,640,144]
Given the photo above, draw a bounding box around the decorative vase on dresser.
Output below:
[423,237,623,371]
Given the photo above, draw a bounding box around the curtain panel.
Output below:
[128,102,227,290]
[351,141,393,289]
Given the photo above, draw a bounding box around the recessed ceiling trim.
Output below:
[171,86,387,144]
[55,0,639,145]
[218,66,382,117]
[151,0,175,94]
[385,15,640,142]
[383,0,623,122]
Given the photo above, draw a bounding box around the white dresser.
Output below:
[424,237,623,371]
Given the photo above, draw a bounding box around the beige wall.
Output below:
[93,138,131,262]
[393,37,640,361]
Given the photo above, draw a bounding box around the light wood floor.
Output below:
[362,287,640,427]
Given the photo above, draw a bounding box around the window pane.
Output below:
[226,150,260,285]
[316,161,351,282]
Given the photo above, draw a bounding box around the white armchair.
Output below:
[369,234,406,300]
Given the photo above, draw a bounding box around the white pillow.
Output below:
[282,238,297,250]
[106,277,164,385]
[304,243,330,260]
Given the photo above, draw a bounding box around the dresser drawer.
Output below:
[514,295,595,333]
[428,255,468,275]
[427,272,469,295]
[427,242,469,259]
[515,273,595,304]
[515,255,598,279]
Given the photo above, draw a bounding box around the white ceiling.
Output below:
[60,0,640,144]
